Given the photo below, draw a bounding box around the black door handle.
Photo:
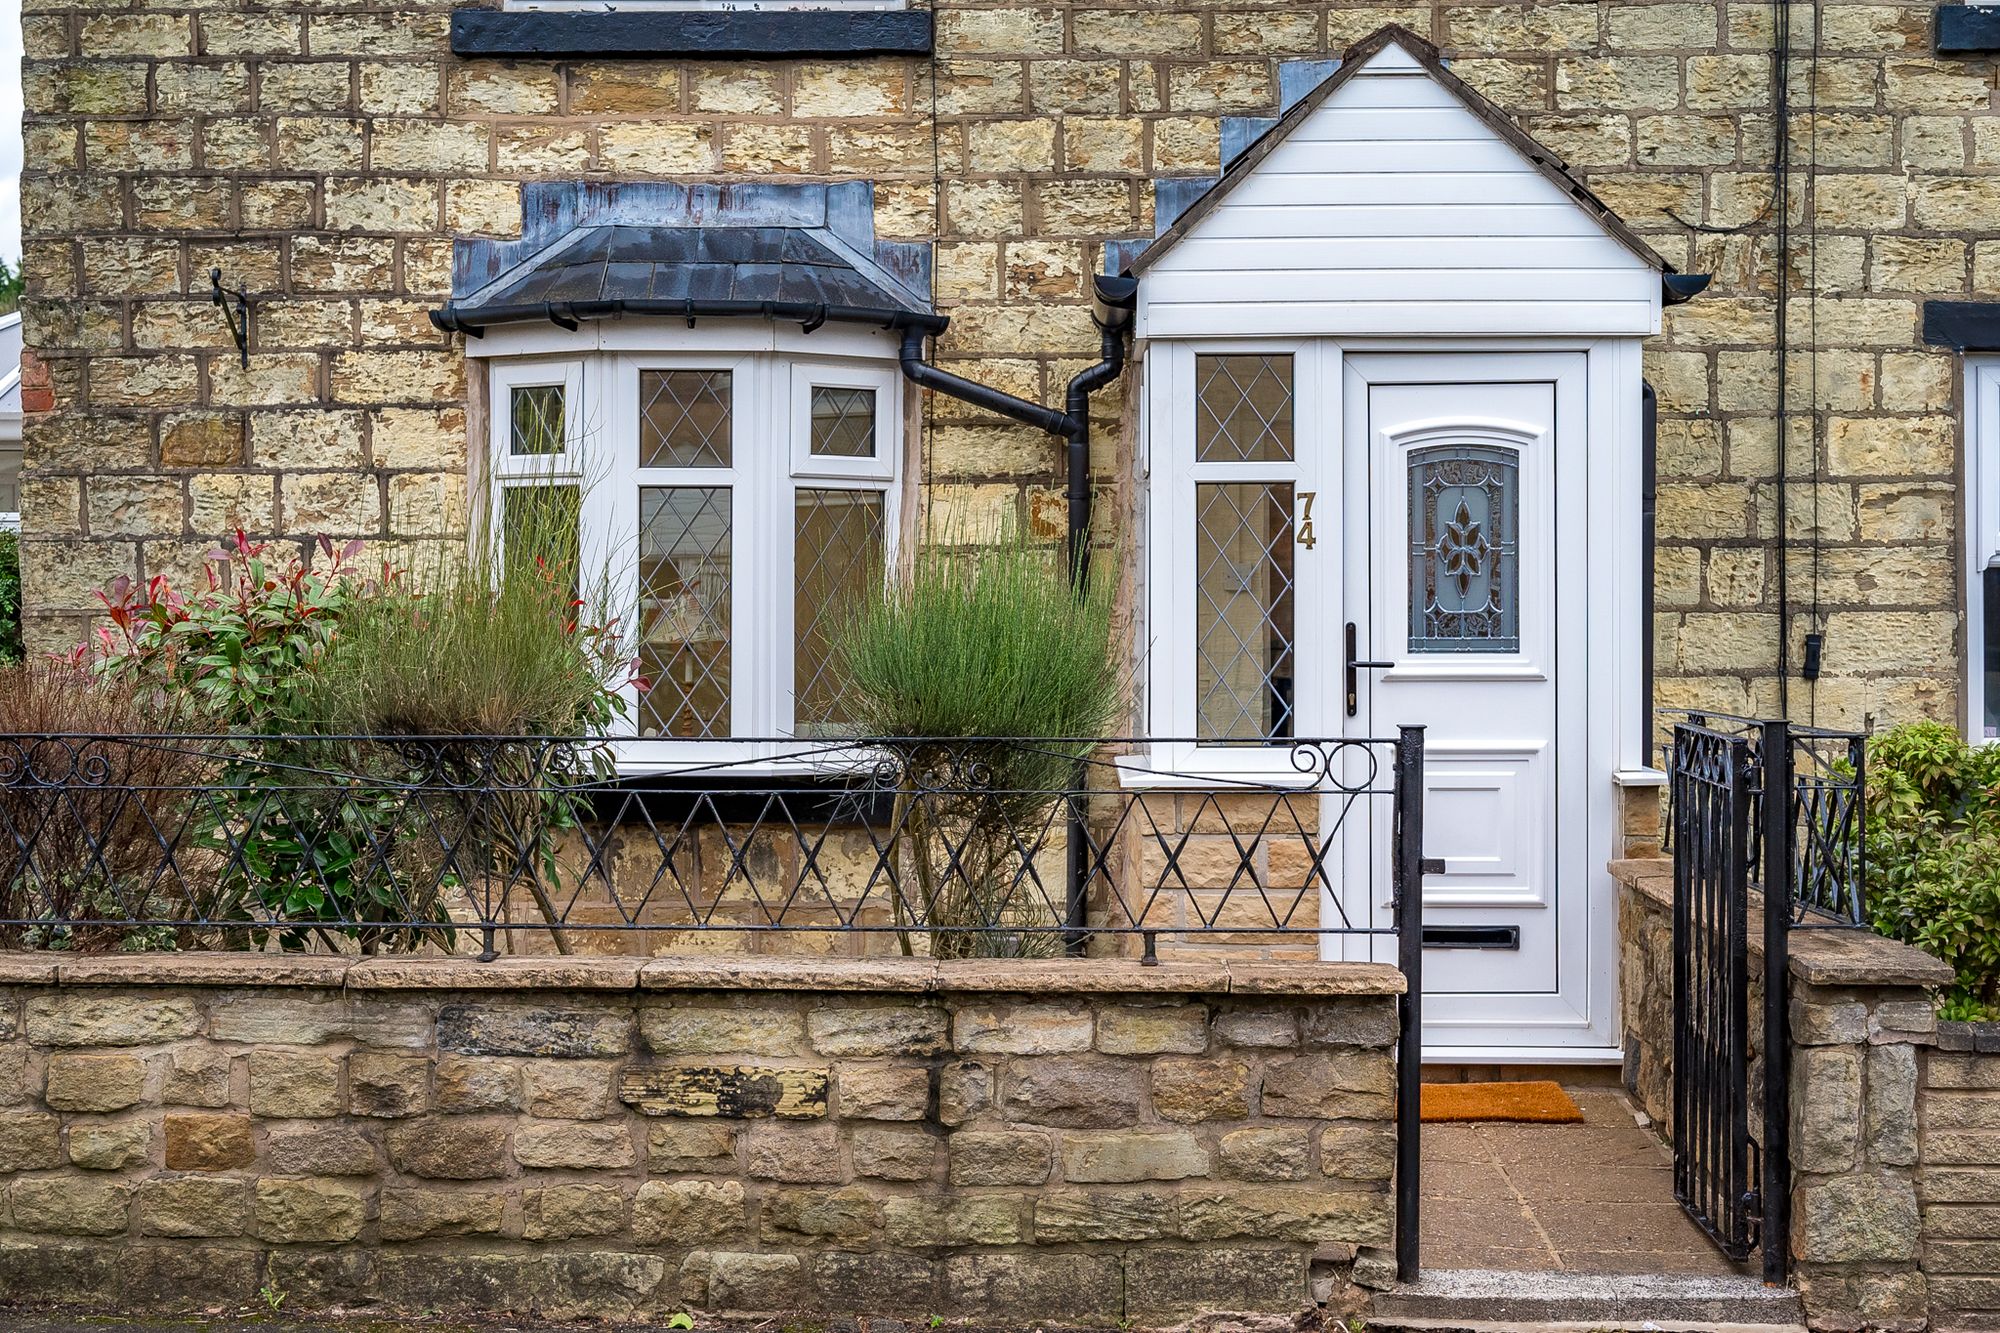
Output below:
[1345,621,1393,717]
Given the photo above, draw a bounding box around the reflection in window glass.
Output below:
[1196,355,1293,463]
[1409,444,1520,653]
[638,487,732,738]
[1195,482,1295,741]
[502,484,581,599]
[794,489,885,735]
[510,385,565,456]
[809,386,877,458]
[0,443,18,515]
[641,371,732,468]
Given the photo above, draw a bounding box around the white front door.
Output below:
[1336,352,1594,1051]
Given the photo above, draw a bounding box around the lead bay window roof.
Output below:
[433,218,944,338]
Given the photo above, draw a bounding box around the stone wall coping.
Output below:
[0,951,1406,997]
[1610,858,1954,990]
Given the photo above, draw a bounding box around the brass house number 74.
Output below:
[1297,492,1317,549]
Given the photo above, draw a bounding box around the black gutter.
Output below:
[430,298,949,339]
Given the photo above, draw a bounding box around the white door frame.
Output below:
[1138,335,1649,1061]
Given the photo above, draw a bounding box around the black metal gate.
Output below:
[1666,717,1791,1285]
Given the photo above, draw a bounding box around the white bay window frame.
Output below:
[477,328,903,762]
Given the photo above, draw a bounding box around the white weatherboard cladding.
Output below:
[1136,43,1662,340]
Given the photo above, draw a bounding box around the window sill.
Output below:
[1938,4,2000,54]
[451,7,933,58]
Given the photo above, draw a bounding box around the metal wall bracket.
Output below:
[210,268,249,370]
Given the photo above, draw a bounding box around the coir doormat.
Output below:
[1419,1079,1584,1123]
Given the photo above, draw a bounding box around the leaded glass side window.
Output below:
[1196,482,1296,741]
[1196,354,1293,463]
[0,441,18,520]
[810,387,876,459]
[1408,443,1520,653]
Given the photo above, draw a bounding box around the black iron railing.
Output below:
[1662,711,1867,928]
[0,730,1428,959]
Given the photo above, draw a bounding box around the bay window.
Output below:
[485,347,901,746]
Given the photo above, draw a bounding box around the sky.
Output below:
[1,0,22,264]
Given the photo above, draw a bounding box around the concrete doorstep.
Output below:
[1368,1268,1807,1333]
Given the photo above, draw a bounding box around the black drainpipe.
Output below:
[898,273,1139,951]
[1642,380,1658,736]
[899,273,1138,578]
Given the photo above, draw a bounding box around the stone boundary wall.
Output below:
[0,952,1404,1326]
[1922,1022,2000,1333]
[1614,859,1952,1333]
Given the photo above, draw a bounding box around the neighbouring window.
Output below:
[487,354,899,744]
[1969,357,2000,740]
[0,440,18,528]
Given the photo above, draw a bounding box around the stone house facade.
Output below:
[12,0,2000,1062]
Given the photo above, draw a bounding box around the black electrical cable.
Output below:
[1772,0,1793,717]
[1805,0,1825,723]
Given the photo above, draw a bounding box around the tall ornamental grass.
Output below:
[837,529,1125,957]
[311,486,629,738]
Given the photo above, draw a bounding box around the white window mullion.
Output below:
[740,354,780,741]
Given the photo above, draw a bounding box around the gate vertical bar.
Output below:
[1393,724,1427,1284]
[1760,720,1793,1284]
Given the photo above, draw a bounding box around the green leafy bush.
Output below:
[1864,720,2000,1018]
[0,531,22,667]
[837,529,1125,958]
[86,516,631,953]
[95,531,365,732]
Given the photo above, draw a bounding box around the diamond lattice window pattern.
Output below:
[1196,355,1294,463]
[642,371,732,468]
[510,385,565,456]
[810,386,877,458]
[638,486,733,738]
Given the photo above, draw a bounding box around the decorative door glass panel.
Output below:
[1195,482,1296,740]
[1408,443,1520,653]
[809,386,876,458]
[1196,355,1293,463]
[641,370,732,468]
[794,488,886,735]
[510,385,565,456]
[638,486,732,737]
